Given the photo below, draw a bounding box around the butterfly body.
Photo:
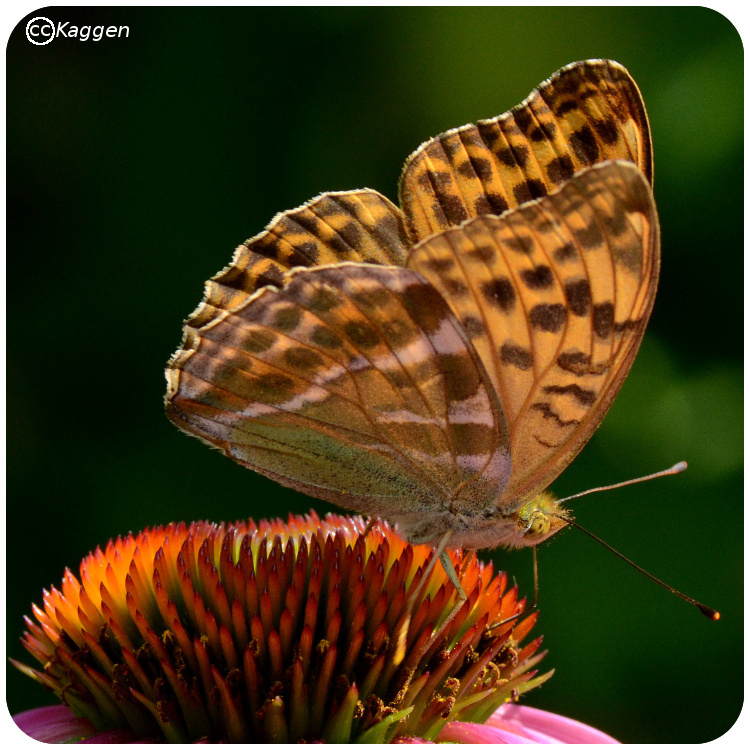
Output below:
[166,61,657,557]
[377,490,568,551]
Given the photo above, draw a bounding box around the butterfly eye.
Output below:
[526,515,551,538]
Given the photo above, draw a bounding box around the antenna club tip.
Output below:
[697,603,720,620]
[673,461,688,473]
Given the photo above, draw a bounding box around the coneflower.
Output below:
[11,511,615,743]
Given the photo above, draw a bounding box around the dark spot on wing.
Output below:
[531,402,579,427]
[351,287,392,310]
[310,326,342,349]
[461,315,485,338]
[305,286,342,313]
[543,383,596,407]
[514,178,547,204]
[441,195,469,225]
[255,264,284,289]
[473,195,492,214]
[569,124,600,164]
[495,144,529,168]
[337,222,363,251]
[449,422,496,456]
[244,372,296,404]
[284,346,325,371]
[242,328,277,354]
[554,100,578,116]
[481,277,516,311]
[472,157,493,180]
[575,222,604,249]
[593,302,615,338]
[553,242,577,262]
[564,279,591,316]
[343,320,380,348]
[424,256,456,273]
[383,318,419,348]
[604,209,628,237]
[557,349,591,375]
[504,235,535,254]
[297,241,321,263]
[500,342,533,370]
[487,193,510,214]
[401,282,451,334]
[444,278,470,298]
[615,318,641,334]
[547,155,576,184]
[593,116,619,145]
[529,303,566,332]
[521,265,554,289]
[273,306,302,332]
[468,244,496,263]
[438,353,482,401]
[513,108,533,132]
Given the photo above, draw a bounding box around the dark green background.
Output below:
[7,7,743,743]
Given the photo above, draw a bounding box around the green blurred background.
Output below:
[6,7,742,743]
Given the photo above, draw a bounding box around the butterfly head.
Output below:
[513,492,570,547]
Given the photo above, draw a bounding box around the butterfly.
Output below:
[165,60,657,558]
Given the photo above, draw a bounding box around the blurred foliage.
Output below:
[6,7,742,743]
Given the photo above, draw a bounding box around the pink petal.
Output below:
[489,704,619,744]
[12,705,141,744]
[437,722,544,744]
[80,728,145,743]
[394,738,432,744]
[13,705,97,743]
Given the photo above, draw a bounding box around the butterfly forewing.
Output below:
[399,59,652,244]
[167,264,511,520]
[407,160,659,505]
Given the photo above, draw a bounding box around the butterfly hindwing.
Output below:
[167,264,511,519]
[189,190,410,329]
[407,160,659,505]
[399,59,652,244]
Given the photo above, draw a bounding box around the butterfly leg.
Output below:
[404,548,473,661]
[393,531,460,665]
[362,517,378,538]
[458,549,475,579]
[436,549,473,634]
[439,550,468,602]
[418,550,473,650]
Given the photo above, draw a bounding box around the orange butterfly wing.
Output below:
[408,160,659,506]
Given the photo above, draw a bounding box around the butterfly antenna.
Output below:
[555,461,718,619]
[562,517,719,620]
[559,461,687,504]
